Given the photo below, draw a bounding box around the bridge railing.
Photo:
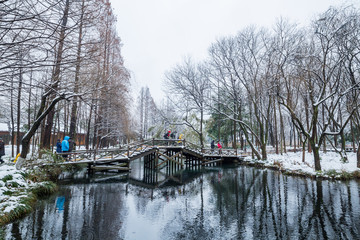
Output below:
[203,148,237,156]
[151,139,185,146]
[56,147,125,162]
[55,138,250,162]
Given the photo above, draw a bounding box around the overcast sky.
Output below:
[110,0,356,103]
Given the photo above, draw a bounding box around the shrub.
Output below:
[0,194,36,226]
[340,171,352,180]
[8,181,19,188]
[3,190,12,195]
[2,175,13,182]
[323,169,339,178]
[352,171,360,178]
[31,182,58,198]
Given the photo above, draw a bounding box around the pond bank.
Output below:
[0,164,59,228]
[243,151,360,180]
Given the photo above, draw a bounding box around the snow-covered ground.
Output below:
[0,164,30,214]
[244,151,360,177]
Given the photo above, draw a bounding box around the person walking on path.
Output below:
[0,138,5,164]
[217,141,222,154]
[61,136,70,159]
[56,139,62,153]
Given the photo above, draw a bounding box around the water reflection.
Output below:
[5,166,360,239]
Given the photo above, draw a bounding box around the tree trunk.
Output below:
[304,97,311,152]
[274,98,279,154]
[16,58,23,155]
[357,142,360,168]
[261,143,267,160]
[69,0,85,140]
[310,141,321,171]
[302,139,306,163]
[28,70,33,135]
[41,0,70,149]
[85,102,94,150]
[351,120,356,153]
[10,76,15,157]
[279,102,286,154]
[17,95,65,170]
[322,105,326,153]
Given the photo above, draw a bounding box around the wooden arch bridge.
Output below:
[55,139,248,173]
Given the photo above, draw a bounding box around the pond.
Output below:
[4,161,360,240]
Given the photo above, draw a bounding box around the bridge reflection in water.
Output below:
[4,164,360,239]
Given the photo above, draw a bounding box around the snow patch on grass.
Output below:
[244,151,360,178]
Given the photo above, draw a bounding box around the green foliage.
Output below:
[0,194,36,226]
[40,149,64,163]
[0,178,57,226]
[353,171,360,178]
[2,190,12,196]
[323,169,339,178]
[8,182,19,188]
[1,175,13,182]
[340,171,353,180]
[27,165,63,182]
[0,227,4,240]
[19,171,29,179]
[31,182,57,198]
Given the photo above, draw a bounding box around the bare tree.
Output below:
[164,58,210,149]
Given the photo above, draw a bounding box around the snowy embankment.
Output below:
[244,151,360,179]
[0,164,31,214]
[0,161,57,225]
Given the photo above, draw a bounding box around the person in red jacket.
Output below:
[217,141,222,154]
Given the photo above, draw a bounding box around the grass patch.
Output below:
[339,171,353,180]
[0,194,37,226]
[7,182,19,188]
[1,175,13,182]
[31,182,58,198]
[352,170,360,178]
[323,169,339,178]
[0,181,57,226]
[2,190,12,196]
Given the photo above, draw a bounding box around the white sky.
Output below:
[111,0,356,103]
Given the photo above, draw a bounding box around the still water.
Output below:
[4,161,360,240]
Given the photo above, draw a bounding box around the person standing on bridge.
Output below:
[164,130,171,145]
[69,137,76,152]
[211,140,215,153]
[178,133,184,145]
[61,136,70,159]
[56,139,62,153]
[164,130,170,139]
[217,141,222,154]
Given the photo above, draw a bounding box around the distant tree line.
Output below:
[0,0,132,163]
[164,5,360,170]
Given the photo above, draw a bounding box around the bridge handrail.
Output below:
[55,138,248,163]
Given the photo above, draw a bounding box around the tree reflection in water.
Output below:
[5,166,360,239]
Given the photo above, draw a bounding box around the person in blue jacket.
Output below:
[61,136,70,159]
[56,139,62,153]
